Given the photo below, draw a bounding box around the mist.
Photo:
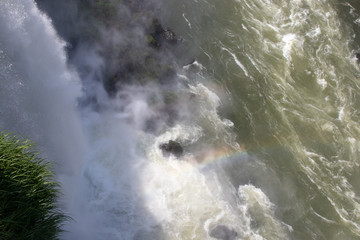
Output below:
[0,0,293,239]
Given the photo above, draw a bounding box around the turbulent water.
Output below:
[1,0,360,239]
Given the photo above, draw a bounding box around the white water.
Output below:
[0,0,90,230]
[0,0,86,174]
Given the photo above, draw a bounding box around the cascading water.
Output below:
[1,0,360,239]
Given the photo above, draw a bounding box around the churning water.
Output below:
[1,0,360,239]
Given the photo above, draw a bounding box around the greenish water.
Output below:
[1,0,360,239]
[159,0,360,239]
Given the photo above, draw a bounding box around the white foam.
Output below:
[182,13,192,29]
[238,185,290,238]
[317,78,328,90]
[221,46,249,77]
[281,33,297,61]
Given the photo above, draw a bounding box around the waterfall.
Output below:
[1,0,360,239]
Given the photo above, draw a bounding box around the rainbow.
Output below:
[188,145,249,168]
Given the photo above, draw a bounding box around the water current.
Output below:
[1,0,360,239]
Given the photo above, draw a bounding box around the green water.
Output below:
[158,0,360,239]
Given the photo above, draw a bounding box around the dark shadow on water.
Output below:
[333,1,360,51]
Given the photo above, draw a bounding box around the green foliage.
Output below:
[146,34,158,48]
[0,133,66,240]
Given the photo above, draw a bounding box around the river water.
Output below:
[1,0,360,239]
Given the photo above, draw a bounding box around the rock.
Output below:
[152,18,165,35]
[149,18,178,48]
[209,225,238,240]
[162,29,177,44]
[356,53,360,62]
[159,140,183,157]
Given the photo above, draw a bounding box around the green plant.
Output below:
[0,133,66,240]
